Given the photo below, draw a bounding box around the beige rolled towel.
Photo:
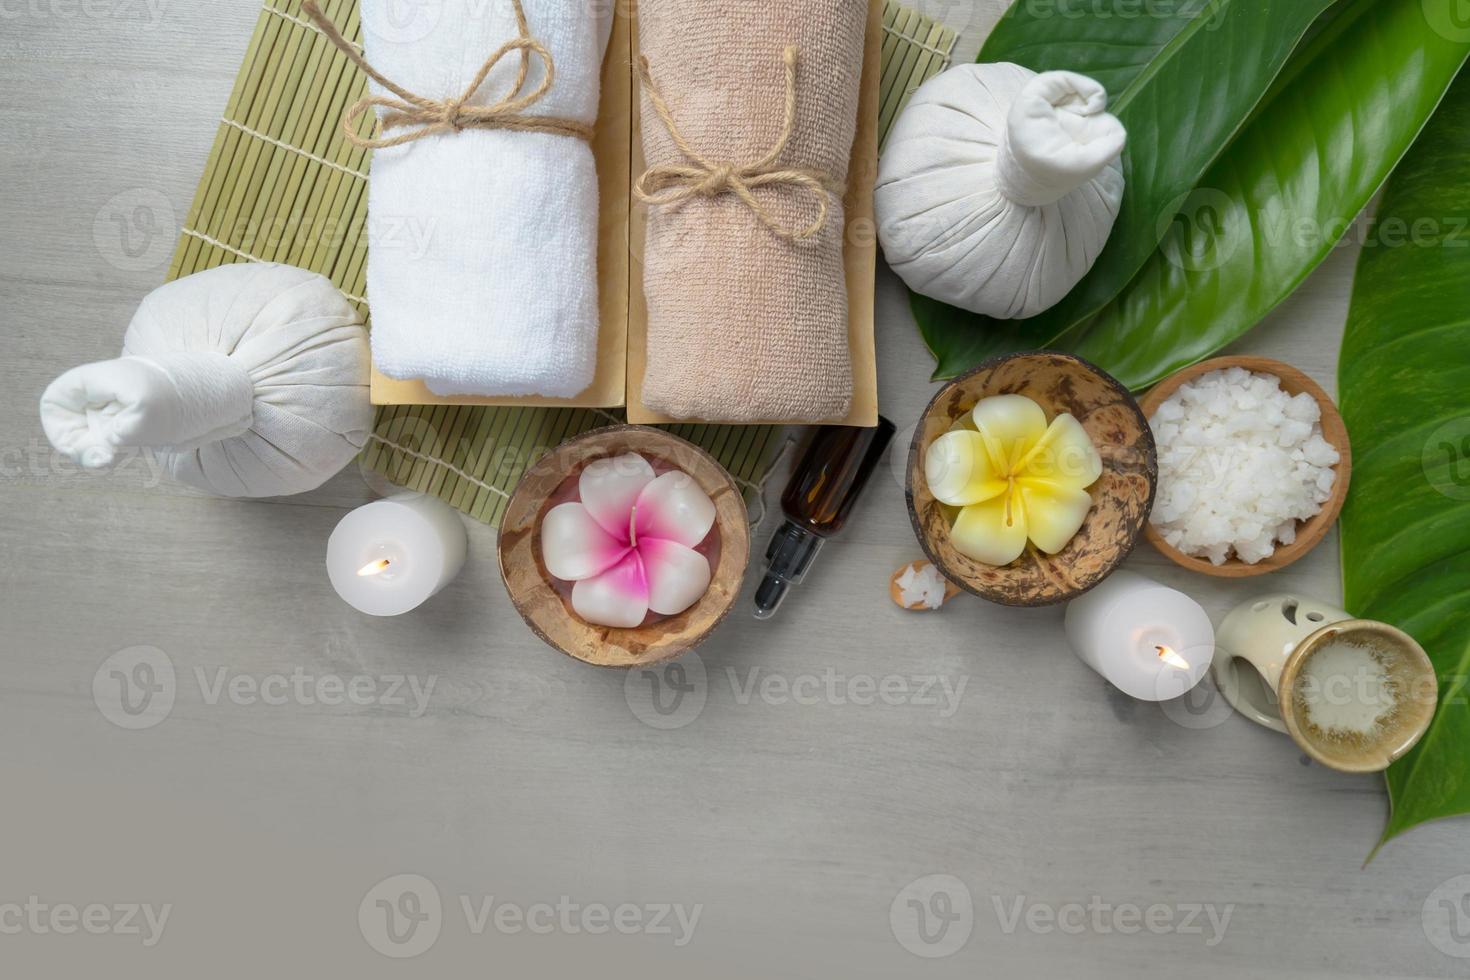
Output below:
[636,0,866,423]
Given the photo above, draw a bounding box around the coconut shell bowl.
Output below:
[906,352,1158,607]
[498,425,750,668]
[1138,356,1352,578]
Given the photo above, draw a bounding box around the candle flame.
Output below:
[357,558,392,577]
[1157,645,1190,670]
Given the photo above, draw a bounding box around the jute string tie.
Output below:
[302,0,594,149]
[635,46,843,242]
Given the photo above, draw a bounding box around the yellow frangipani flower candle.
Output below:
[924,395,1102,566]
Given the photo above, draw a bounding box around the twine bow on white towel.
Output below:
[302,0,594,149]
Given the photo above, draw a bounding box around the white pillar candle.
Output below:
[1064,571,1214,701]
[326,494,468,616]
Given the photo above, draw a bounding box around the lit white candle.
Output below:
[326,494,468,616]
[1063,571,1214,701]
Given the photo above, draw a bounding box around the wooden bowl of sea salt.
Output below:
[1139,356,1351,577]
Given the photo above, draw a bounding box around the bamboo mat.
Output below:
[165,0,955,527]
[878,1,959,148]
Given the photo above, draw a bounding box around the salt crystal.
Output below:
[1303,435,1340,467]
[1285,392,1320,423]
[1278,420,1312,446]
[896,563,948,610]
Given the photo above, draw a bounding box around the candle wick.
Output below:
[357,558,392,577]
[629,505,638,548]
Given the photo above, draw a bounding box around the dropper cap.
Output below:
[753,521,824,620]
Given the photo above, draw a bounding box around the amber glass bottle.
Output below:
[753,417,896,619]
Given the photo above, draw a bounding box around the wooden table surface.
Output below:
[3,2,1468,977]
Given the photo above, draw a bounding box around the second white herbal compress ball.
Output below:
[876,63,1127,319]
[39,263,372,497]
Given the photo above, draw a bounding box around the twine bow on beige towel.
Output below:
[301,0,593,149]
[635,47,844,242]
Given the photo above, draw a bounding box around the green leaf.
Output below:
[1070,0,1470,390]
[914,0,1336,378]
[1338,68,1470,852]
[911,292,1020,381]
[978,0,1221,96]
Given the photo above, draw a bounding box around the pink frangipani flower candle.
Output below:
[541,453,716,628]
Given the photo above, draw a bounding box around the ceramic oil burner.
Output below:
[1212,594,1438,772]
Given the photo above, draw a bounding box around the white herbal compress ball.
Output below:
[40,263,372,497]
[876,63,1127,319]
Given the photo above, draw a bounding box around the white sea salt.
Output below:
[897,562,948,609]
[1149,367,1339,565]
[1296,640,1398,738]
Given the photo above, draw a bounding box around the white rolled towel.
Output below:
[876,64,1126,320]
[360,0,612,397]
[39,263,372,498]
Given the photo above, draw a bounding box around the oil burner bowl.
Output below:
[498,425,750,668]
[906,352,1158,607]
